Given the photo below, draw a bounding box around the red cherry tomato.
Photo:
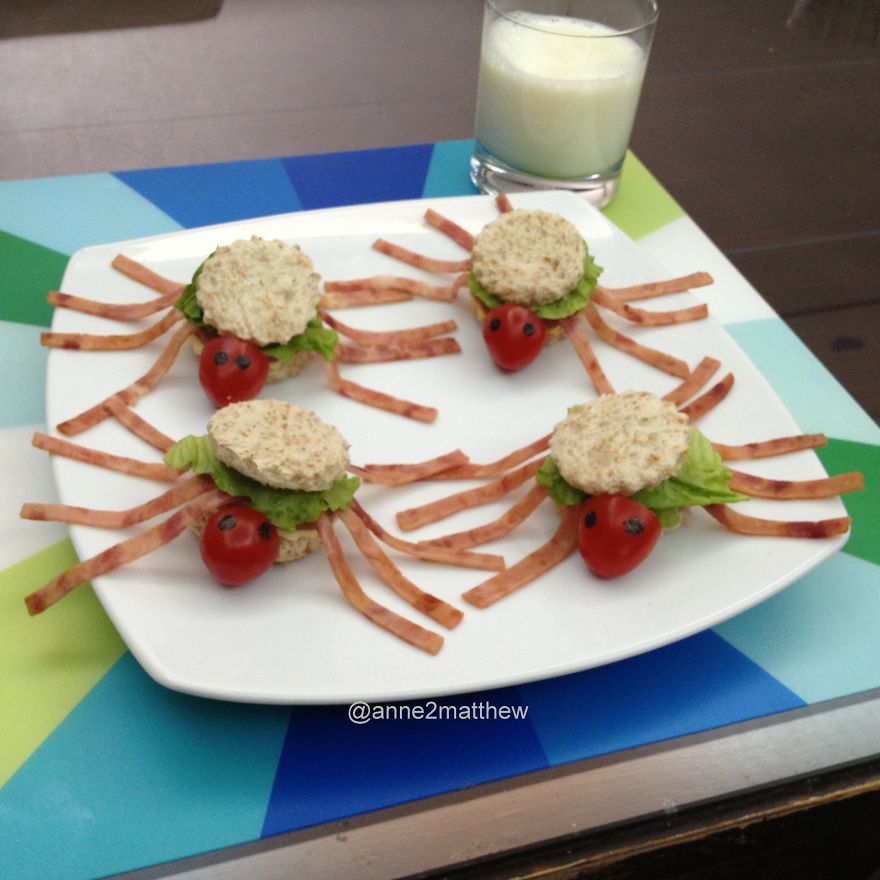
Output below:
[200,505,280,587]
[199,336,269,408]
[482,303,547,371]
[577,495,661,579]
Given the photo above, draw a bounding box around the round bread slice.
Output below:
[276,527,322,563]
[550,392,691,497]
[471,210,586,307]
[195,237,322,347]
[208,399,349,492]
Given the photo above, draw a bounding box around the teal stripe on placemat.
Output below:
[422,139,479,199]
[0,652,290,880]
[715,552,880,704]
[726,318,880,445]
[0,320,47,427]
[0,173,181,256]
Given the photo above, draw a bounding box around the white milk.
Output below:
[475,12,648,179]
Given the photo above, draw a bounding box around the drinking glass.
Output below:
[470,0,659,208]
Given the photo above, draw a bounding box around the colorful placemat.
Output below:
[1,140,877,880]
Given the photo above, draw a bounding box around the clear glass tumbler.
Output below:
[470,0,658,208]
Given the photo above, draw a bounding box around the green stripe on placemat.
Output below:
[0,231,67,328]
[0,538,125,788]
[816,438,879,566]
[603,152,686,241]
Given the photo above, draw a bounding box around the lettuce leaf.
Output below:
[632,429,749,528]
[535,428,748,527]
[262,315,338,362]
[174,255,212,326]
[165,434,359,531]
[467,273,501,311]
[468,246,603,321]
[536,457,587,507]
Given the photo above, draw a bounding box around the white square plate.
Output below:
[45,191,847,703]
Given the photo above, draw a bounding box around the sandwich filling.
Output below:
[537,392,748,527]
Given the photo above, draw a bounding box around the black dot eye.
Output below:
[235,354,251,370]
[489,318,501,331]
[523,322,536,337]
[624,517,645,535]
[258,521,272,540]
[213,351,229,365]
[584,511,597,528]
[218,514,236,530]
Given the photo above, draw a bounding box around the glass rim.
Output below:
[485,0,659,38]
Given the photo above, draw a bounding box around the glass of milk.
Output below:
[471,0,658,208]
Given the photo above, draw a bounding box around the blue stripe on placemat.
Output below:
[0,653,290,880]
[520,630,804,767]
[0,174,181,255]
[261,685,546,836]
[115,159,302,229]
[280,143,434,210]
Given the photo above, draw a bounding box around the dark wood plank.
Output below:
[630,1,880,426]
[0,0,223,37]
[727,234,880,317]
[648,0,880,73]
[632,61,880,250]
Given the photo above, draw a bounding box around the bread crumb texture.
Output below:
[550,392,690,496]
[196,237,322,346]
[208,399,349,492]
[276,528,322,562]
[471,210,586,306]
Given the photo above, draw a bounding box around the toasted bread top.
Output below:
[208,399,349,492]
[550,392,691,496]
[471,210,586,306]
[196,237,322,347]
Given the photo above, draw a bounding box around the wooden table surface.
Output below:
[632,0,880,429]
[2,3,878,878]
